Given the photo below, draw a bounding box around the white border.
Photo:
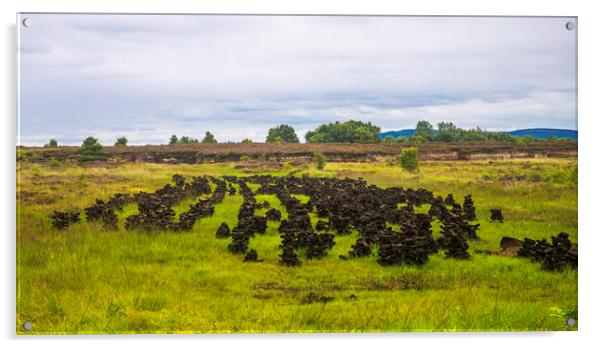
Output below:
[2,1,601,347]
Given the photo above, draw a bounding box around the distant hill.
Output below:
[504,128,577,140]
[380,128,577,140]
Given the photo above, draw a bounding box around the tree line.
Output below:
[42,119,572,150]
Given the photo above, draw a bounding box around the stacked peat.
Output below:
[227,180,257,255]
[51,211,81,229]
[85,199,118,229]
[215,222,230,238]
[517,232,577,271]
[107,193,133,211]
[437,215,470,259]
[265,208,282,221]
[490,209,504,223]
[462,195,476,221]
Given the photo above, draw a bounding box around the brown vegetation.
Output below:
[18,141,577,164]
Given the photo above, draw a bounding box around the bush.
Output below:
[240,155,250,161]
[400,147,419,173]
[241,138,253,144]
[77,136,107,162]
[313,152,326,170]
[542,166,578,186]
[383,135,396,143]
[49,159,60,167]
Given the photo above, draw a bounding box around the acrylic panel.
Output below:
[16,13,577,334]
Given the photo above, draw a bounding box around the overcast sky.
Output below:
[18,14,577,145]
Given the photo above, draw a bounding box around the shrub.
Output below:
[241,138,253,144]
[240,155,250,161]
[400,147,419,173]
[313,152,326,170]
[383,135,396,143]
[77,136,107,162]
[49,159,60,167]
[169,135,178,145]
[409,134,427,143]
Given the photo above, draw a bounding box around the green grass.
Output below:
[16,158,577,333]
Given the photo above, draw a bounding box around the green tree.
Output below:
[266,124,299,143]
[434,122,460,142]
[77,136,107,162]
[114,137,128,146]
[355,126,381,143]
[415,121,434,140]
[305,120,381,143]
[169,135,179,145]
[241,138,253,144]
[179,136,198,144]
[44,139,58,148]
[202,131,218,144]
[400,147,419,173]
[463,127,487,141]
[313,152,326,170]
[395,136,407,143]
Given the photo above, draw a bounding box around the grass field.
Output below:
[16,157,578,333]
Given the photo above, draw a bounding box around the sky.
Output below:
[18,14,577,145]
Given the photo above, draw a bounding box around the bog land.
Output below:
[16,143,577,333]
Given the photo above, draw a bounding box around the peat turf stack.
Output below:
[84,199,118,229]
[227,180,257,254]
[266,208,282,221]
[51,211,81,229]
[215,222,230,238]
[462,195,476,221]
[517,232,577,271]
[438,217,470,259]
[490,209,504,223]
[243,249,261,262]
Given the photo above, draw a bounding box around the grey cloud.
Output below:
[17,14,576,145]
